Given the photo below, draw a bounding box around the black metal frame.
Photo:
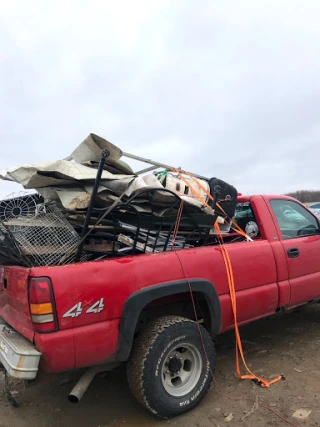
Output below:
[79,187,218,260]
[75,149,110,261]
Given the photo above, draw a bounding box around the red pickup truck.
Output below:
[1,194,320,418]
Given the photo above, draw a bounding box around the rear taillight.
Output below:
[29,278,58,333]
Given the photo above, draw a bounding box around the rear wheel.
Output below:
[127,315,216,418]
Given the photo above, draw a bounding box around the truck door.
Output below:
[269,199,320,306]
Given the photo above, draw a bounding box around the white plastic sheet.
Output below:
[0,133,216,214]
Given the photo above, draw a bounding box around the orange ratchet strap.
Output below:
[172,200,184,244]
[180,169,252,241]
[214,222,283,388]
[173,168,283,388]
[173,168,209,208]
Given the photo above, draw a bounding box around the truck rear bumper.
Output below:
[0,321,41,380]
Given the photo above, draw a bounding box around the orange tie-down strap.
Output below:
[174,168,252,241]
[173,168,283,388]
[214,222,284,388]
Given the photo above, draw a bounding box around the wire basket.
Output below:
[4,204,81,267]
[0,221,28,266]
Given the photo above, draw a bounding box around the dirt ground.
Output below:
[1,304,319,427]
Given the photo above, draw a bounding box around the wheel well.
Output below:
[116,279,222,362]
[134,292,212,336]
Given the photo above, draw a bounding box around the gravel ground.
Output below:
[1,304,319,427]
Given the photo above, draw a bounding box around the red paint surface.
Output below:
[1,195,320,373]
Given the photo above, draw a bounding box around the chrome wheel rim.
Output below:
[161,343,202,397]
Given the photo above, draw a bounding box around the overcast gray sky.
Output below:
[1,0,320,198]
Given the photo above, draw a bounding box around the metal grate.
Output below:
[4,204,81,266]
[0,221,27,266]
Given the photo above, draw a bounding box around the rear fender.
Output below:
[117,279,221,362]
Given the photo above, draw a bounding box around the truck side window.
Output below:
[270,200,320,240]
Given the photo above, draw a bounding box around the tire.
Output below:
[127,315,216,418]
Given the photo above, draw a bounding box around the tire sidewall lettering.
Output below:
[180,361,210,407]
[190,362,210,402]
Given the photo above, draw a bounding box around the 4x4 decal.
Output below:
[62,298,104,318]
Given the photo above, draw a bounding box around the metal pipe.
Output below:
[134,165,158,175]
[122,151,209,181]
[68,366,101,404]
[68,363,118,403]
[74,149,109,261]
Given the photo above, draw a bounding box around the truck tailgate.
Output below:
[0,266,34,341]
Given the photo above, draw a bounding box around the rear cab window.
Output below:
[233,202,260,238]
[270,199,320,240]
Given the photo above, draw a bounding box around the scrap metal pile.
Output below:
[0,134,238,267]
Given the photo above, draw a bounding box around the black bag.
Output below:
[208,178,238,219]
